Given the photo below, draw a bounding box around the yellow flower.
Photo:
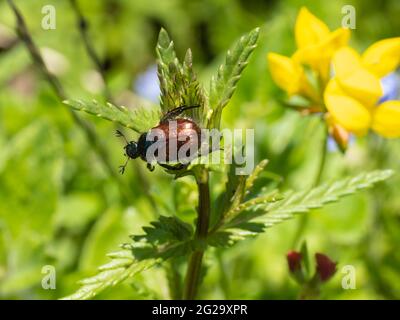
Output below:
[362,37,400,77]
[293,7,350,82]
[372,101,400,138]
[268,53,304,96]
[267,7,400,140]
[267,7,350,103]
[325,39,400,138]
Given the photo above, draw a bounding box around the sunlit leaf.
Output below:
[61,249,158,300]
[64,99,160,133]
[210,170,394,247]
[209,27,260,129]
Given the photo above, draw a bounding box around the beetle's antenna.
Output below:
[115,130,128,144]
[119,157,129,174]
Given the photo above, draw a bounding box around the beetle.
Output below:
[116,105,202,174]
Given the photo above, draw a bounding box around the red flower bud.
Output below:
[315,253,337,282]
[325,113,350,153]
[287,251,302,273]
[329,123,350,153]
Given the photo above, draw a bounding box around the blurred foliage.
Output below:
[0,0,400,299]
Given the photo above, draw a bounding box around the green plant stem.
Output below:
[291,120,328,248]
[313,124,329,188]
[6,0,131,201]
[183,168,210,299]
[298,275,320,300]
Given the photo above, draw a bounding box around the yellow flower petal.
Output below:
[295,7,330,49]
[332,46,361,78]
[267,53,303,95]
[362,37,400,77]
[372,100,400,138]
[293,28,350,82]
[324,79,371,135]
[324,28,351,53]
[336,67,382,107]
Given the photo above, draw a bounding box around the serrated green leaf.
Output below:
[62,215,195,300]
[208,222,265,247]
[211,159,273,230]
[253,170,393,228]
[155,29,183,112]
[156,29,206,125]
[244,159,269,195]
[63,99,160,133]
[61,249,158,300]
[156,28,177,70]
[131,216,194,260]
[210,170,394,247]
[209,27,259,129]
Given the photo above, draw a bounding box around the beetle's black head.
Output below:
[125,141,139,159]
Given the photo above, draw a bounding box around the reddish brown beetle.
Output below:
[116,105,201,173]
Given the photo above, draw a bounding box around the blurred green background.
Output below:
[0,0,399,299]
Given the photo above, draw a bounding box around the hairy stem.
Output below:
[7,0,131,201]
[183,168,210,299]
[291,120,328,248]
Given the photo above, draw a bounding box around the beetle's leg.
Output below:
[146,163,155,172]
[115,130,129,144]
[159,163,188,171]
[118,157,129,174]
[160,105,200,122]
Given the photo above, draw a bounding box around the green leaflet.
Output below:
[63,99,160,133]
[62,216,193,299]
[244,159,269,196]
[211,162,246,227]
[61,249,158,300]
[131,216,194,260]
[156,29,206,127]
[156,28,177,72]
[209,27,260,129]
[211,158,276,231]
[209,170,394,247]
